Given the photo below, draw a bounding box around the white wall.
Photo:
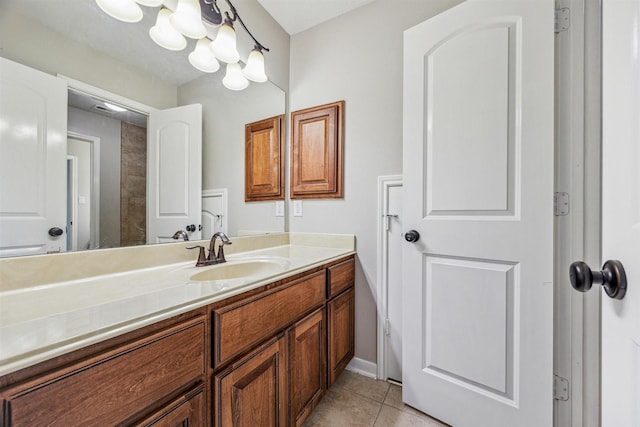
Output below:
[68,107,122,249]
[0,10,177,109]
[289,0,463,364]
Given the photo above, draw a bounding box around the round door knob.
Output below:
[569,260,627,300]
[404,230,420,243]
[48,227,63,237]
[186,224,196,232]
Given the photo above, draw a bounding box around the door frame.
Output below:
[59,75,157,116]
[554,0,601,426]
[202,188,229,236]
[67,131,101,250]
[376,175,403,381]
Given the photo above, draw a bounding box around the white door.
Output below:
[0,57,68,257]
[147,104,202,243]
[402,1,554,426]
[601,1,640,425]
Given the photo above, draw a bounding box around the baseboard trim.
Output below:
[346,357,378,379]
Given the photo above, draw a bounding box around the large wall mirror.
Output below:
[0,0,286,258]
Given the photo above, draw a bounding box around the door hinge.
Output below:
[554,375,570,401]
[384,319,390,336]
[555,7,570,33]
[554,192,570,216]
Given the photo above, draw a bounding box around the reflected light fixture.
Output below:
[210,22,239,64]
[135,0,163,6]
[222,62,249,91]
[96,0,143,23]
[104,102,127,112]
[243,47,267,82]
[95,0,270,90]
[189,38,221,73]
[149,8,188,51]
[170,0,208,39]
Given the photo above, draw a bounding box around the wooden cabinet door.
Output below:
[135,386,205,427]
[5,319,206,426]
[214,336,287,427]
[245,115,284,201]
[327,288,355,386]
[288,308,326,427]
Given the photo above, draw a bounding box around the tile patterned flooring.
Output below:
[302,370,450,427]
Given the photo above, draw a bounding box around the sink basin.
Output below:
[189,259,289,282]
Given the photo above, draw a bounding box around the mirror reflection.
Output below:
[0,0,286,258]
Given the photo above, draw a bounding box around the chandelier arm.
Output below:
[222,0,270,52]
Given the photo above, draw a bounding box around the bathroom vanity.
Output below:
[0,234,355,426]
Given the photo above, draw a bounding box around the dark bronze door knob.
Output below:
[48,227,63,237]
[569,260,627,300]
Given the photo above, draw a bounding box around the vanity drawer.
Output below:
[213,270,326,368]
[327,258,355,298]
[6,318,206,426]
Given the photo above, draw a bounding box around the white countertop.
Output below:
[0,244,354,376]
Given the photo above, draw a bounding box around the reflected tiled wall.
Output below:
[120,122,146,246]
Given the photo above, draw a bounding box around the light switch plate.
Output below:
[275,201,285,217]
[293,200,303,217]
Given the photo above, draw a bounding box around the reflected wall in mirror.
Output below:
[180,71,286,237]
[0,0,286,258]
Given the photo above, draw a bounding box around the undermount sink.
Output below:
[189,258,290,282]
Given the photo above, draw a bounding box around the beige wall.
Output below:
[0,11,177,109]
[289,0,463,364]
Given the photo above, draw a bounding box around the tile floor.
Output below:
[302,370,450,427]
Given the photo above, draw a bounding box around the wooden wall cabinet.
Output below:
[290,101,344,199]
[245,115,284,201]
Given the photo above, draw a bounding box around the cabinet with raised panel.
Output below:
[288,308,326,426]
[0,255,355,427]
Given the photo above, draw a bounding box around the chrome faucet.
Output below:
[172,230,189,241]
[187,231,232,267]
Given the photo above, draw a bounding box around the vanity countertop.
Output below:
[0,236,355,377]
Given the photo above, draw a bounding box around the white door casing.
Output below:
[147,104,202,244]
[0,57,68,257]
[376,175,404,382]
[601,1,640,425]
[202,188,228,240]
[402,1,554,426]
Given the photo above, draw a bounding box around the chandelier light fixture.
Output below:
[95,0,270,90]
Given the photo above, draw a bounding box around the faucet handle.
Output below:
[186,245,207,266]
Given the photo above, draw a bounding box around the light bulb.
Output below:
[135,0,163,6]
[210,23,240,64]
[189,38,220,73]
[222,63,249,91]
[170,0,207,39]
[96,0,143,23]
[243,48,267,83]
[149,8,187,51]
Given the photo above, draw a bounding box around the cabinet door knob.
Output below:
[569,260,627,300]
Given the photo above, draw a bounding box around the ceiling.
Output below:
[257,0,376,35]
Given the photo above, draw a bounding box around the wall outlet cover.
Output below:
[275,201,285,217]
[293,200,303,217]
